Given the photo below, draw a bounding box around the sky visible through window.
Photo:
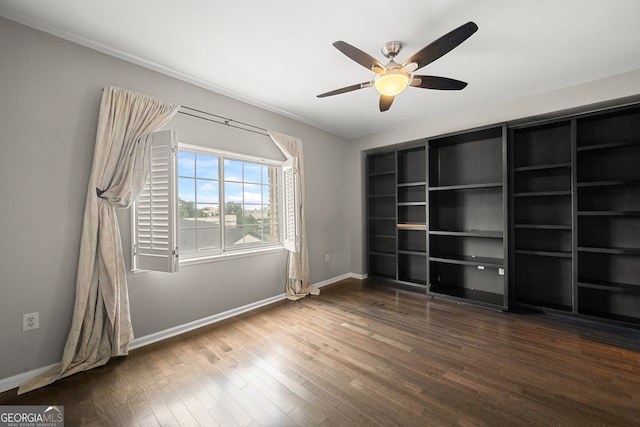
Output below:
[177,152,269,209]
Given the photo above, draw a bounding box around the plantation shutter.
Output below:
[133,130,179,272]
[282,156,300,253]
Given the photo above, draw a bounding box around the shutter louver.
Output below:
[282,157,300,253]
[133,130,178,272]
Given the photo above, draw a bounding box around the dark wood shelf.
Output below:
[578,309,640,325]
[514,224,572,230]
[578,280,640,294]
[515,249,572,258]
[368,170,395,177]
[370,272,396,280]
[397,278,427,287]
[429,182,503,192]
[369,234,395,239]
[578,246,640,256]
[429,284,505,307]
[398,250,427,256]
[513,298,572,313]
[513,162,571,172]
[397,223,427,230]
[577,140,640,152]
[430,254,503,268]
[577,179,640,188]
[368,193,395,198]
[369,250,396,257]
[577,211,640,217]
[429,230,503,238]
[369,216,396,221]
[397,181,426,187]
[513,191,571,197]
[398,202,426,207]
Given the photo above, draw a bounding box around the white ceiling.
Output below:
[2,0,640,140]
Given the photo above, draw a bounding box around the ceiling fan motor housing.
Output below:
[381,41,402,59]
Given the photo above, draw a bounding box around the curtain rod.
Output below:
[99,88,270,137]
[178,106,270,137]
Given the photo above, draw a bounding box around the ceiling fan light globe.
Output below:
[374,72,410,96]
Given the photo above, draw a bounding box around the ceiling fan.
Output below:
[317,21,478,112]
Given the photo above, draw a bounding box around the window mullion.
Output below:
[259,166,263,242]
[241,162,245,246]
[193,155,198,252]
[219,156,226,251]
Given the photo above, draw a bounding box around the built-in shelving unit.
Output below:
[509,104,640,326]
[510,120,574,312]
[367,151,397,280]
[366,102,640,327]
[575,105,640,325]
[427,125,508,310]
[366,145,427,290]
[396,146,427,286]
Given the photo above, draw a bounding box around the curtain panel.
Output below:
[269,131,318,300]
[19,86,179,394]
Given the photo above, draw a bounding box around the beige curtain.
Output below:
[269,131,318,300]
[19,86,179,394]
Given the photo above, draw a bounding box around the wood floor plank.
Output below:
[2,278,640,426]
[148,399,181,427]
[179,390,221,427]
[247,355,330,424]
[138,413,161,427]
[197,366,255,426]
[165,395,201,427]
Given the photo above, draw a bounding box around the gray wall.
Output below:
[0,17,351,380]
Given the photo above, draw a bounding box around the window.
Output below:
[133,131,287,272]
[177,146,280,258]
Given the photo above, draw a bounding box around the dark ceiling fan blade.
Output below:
[379,95,394,112]
[333,41,385,71]
[317,81,372,98]
[410,75,468,90]
[402,21,478,71]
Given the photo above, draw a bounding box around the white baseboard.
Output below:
[313,272,352,287]
[129,293,287,350]
[0,363,59,395]
[0,273,363,394]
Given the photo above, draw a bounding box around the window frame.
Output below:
[176,142,284,262]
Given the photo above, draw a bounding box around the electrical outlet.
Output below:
[325,253,330,263]
[23,312,39,332]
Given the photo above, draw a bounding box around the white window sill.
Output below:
[132,246,287,273]
[180,245,286,267]
[132,246,286,273]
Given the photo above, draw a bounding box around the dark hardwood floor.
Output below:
[2,278,639,426]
